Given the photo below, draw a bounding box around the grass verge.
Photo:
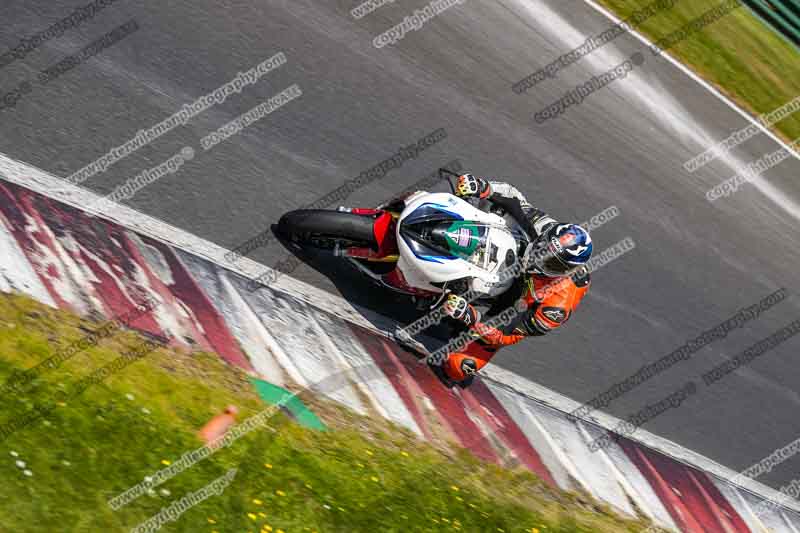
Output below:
[597,0,800,144]
[0,293,660,532]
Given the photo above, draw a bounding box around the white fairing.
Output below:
[396,192,521,296]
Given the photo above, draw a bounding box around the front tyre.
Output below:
[276,209,377,250]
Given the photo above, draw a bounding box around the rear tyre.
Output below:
[277,209,377,250]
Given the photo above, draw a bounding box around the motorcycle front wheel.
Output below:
[276,209,377,250]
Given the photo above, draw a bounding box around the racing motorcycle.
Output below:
[276,169,531,310]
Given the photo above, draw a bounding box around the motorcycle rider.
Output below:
[432,173,593,387]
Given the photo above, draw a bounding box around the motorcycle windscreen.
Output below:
[432,222,510,272]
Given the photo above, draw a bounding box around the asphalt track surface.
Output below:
[1,0,800,490]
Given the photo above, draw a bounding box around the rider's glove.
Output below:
[456,174,492,199]
[442,294,479,325]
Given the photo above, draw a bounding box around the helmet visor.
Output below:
[529,239,574,277]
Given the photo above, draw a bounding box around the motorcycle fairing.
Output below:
[396,192,519,296]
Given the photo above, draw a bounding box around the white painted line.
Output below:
[536,0,800,224]
[579,0,800,165]
[577,0,800,226]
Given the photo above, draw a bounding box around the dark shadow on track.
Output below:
[271,226,457,350]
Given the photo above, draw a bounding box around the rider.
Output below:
[432,173,593,387]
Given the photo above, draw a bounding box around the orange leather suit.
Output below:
[444,270,590,381]
[441,178,592,382]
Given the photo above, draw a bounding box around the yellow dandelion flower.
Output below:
[57,401,66,407]
[247,512,257,520]
[277,530,285,533]
[207,517,217,523]
[264,463,273,469]
[370,476,379,482]
[253,498,263,505]
[263,526,273,532]
[366,450,374,456]
[400,451,409,457]
[275,490,286,496]
[160,459,171,466]
[531,528,540,533]
[450,485,460,492]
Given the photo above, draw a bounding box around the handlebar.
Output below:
[438,167,459,195]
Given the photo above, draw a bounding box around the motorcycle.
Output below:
[276,169,530,310]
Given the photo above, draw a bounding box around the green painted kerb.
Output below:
[250,377,327,431]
